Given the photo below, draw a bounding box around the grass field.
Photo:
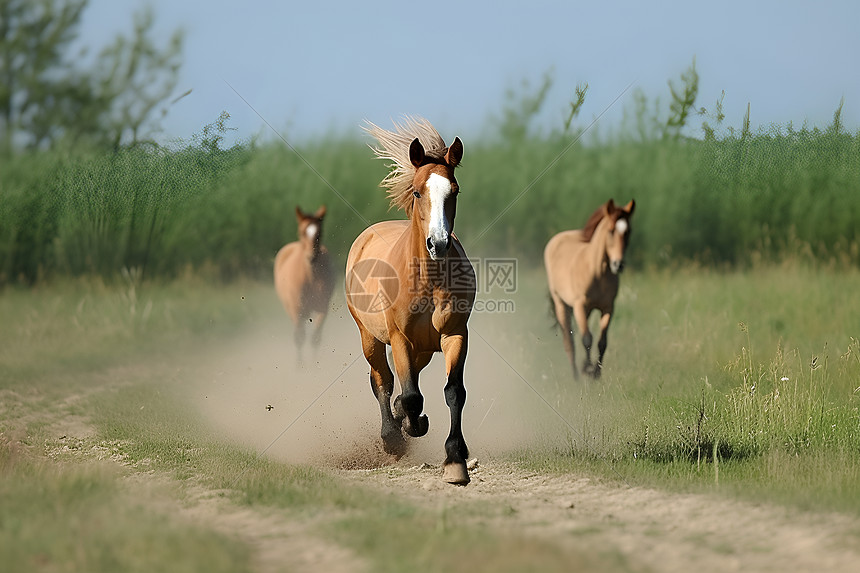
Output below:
[2,262,859,570]
[501,265,860,514]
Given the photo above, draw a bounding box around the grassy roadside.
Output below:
[0,278,619,573]
[0,450,254,573]
[498,265,860,515]
[0,278,270,573]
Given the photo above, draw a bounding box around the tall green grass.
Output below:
[1,106,858,285]
[501,266,860,512]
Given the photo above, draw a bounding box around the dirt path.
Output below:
[341,460,860,573]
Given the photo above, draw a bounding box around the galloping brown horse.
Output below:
[545,199,636,379]
[345,117,475,484]
[274,205,335,358]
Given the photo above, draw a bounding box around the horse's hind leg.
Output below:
[359,327,404,455]
[390,335,430,438]
[440,333,469,484]
[552,294,579,379]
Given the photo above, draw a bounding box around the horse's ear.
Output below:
[314,205,327,220]
[409,138,425,168]
[604,199,616,215]
[445,137,463,167]
[624,199,636,215]
[295,206,305,221]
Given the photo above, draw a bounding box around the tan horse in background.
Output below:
[545,199,636,380]
[345,117,475,484]
[274,205,335,359]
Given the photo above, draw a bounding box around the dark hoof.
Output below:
[381,430,406,457]
[583,363,602,379]
[402,413,429,437]
[442,461,469,485]
[583,364,602,380]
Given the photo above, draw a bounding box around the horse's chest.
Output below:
[430,298,459,331]
[306,267,329,291]
[300,259,332,303]
[586,275,619,308]
[400,293,458,349]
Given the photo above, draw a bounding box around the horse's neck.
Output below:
[399,215,438,288]
[587,222,610,276]
[299,241,322,270]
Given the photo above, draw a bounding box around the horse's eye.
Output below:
[413,191,421,198]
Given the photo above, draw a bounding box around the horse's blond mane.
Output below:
[363,116,448,215]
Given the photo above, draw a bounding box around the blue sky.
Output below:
[79,0,860,144]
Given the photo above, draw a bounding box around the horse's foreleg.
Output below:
[594,311,612,379]
[309,310,326,351]
[390,335,429,438]
[360,328,404,455]
[572,303,592,378]
[293,319,306,367]
[552,294,578,379]
[440,333,469,484]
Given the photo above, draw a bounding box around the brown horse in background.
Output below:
[274,205,335,359]
[545,199,636,379]
[345,117,475,484]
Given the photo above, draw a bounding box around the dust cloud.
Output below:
[192,290,570,471]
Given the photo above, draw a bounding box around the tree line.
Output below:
[0,0,183,151]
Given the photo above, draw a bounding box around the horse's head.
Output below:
[295,205,326,256]
[409,136,463,260]
[603,199,635,274]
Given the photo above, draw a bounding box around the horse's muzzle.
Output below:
[427,235,452,260]
[610,259,625,274]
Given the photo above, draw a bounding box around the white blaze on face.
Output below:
[615,218,628,237]
[305,223,318,241]
[426,172,453,241]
